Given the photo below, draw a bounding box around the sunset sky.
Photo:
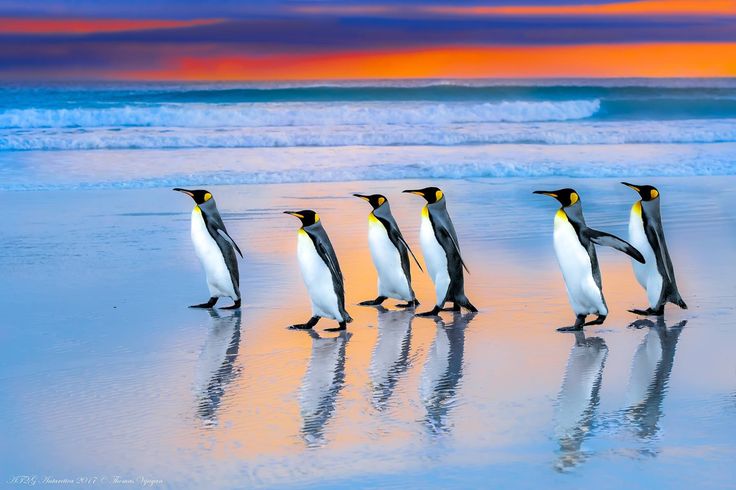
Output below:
[1,0,735,80]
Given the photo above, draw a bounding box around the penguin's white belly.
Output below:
[297,231,343,321]
[368,218,412,301]
[629,208,662,308]
[191,208,237,299]
[420,212,450,306]
[553,212,606,316]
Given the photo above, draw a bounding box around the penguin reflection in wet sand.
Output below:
[403,187,477,316]
[354,193,422,308]
[622,183,687,316]
[534,188,645,331]
[284,210,352,331]
[174,188,243,309]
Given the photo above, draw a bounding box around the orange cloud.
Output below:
[124,43,736,80]
[0,17,222,35]
[424,0,736,16]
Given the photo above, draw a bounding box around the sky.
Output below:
[0,0,735,80]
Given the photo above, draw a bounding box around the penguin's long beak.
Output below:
[173,188,194,197]
[353,193,370,202]
[621,182,641,192]
[533,190,558,198]
[402,189,424,196]
[283,211,304,219]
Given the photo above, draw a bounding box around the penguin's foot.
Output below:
[557,314,586,332]
[359,296,387,306]
[416,306,442,317]
[325,321,347,332]
[628,307,664,316]
[396,299,420,308]
[288,316,320,330]
[221,299,241,310]
[442,303,461,312]
[556,325,584,332]
[190,297,217,309]
[584,315,606,326]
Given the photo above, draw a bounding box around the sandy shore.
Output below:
[1,176,734,488]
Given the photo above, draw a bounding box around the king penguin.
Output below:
[284,210,352,331]
[354,193,422,308]
[622,183,687,316]
[403,187,477,316]
[174,188,243,309]
[534,188,645,331]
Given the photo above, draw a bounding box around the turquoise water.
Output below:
[1,79,736,191]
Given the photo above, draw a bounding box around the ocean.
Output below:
[1,78,735,190]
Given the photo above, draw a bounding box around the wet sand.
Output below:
[1,176,735,489]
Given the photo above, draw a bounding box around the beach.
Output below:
[1,81,736,488]
[1,176,735,489]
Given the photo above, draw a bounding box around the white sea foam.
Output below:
[2,118,736,150]
[0,100,600,129]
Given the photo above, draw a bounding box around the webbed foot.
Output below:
[221,299,241,310]
[359,296,387,306]
[190,297,217,308]
[325,321,347,332]
[416,305,442,317]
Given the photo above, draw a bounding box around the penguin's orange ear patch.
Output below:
[569,192,579,205]
[435,190,444,201]
[650,189,659,199]
[378,196,385,206]
[204,192,212,201]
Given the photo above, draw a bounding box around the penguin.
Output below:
[621,183,687,316]
[353,193,422,308]
[284,210,352,331]
[554,331,607,470]
[299,330,351,446]
[420,311,475,433]
[369,306,413,410]
[194,309,242,425]
[624,317,686,439]
[174,188,243,309]
[403,187,477,316]
[534,188,645,331]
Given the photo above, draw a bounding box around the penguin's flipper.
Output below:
[586,229,645,264]
[376,215,424,273]
[395,231,424,272]
[216,228,243,258]
[437,226,470,274]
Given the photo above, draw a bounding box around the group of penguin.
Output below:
[174,181,686,333]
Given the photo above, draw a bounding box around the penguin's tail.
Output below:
[669,290,687,310]
[345,313,354,323]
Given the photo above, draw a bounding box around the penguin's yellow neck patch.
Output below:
[633,201,642,216]
[368,212,380,223]
[298,228,307,236]
[194,205,202,214]
[422,205,429,219]
[555,209,568,221]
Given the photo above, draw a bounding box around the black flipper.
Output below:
[586,229,645,264]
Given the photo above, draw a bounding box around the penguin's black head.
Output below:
[284,209,320,226]
[173,188,213,205]
[533,188,580,207]
[353,193,387,209]
[622,182,660,202]
[402,187,444,203]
